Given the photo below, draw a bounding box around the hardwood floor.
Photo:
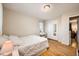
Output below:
[71,39,78,48]
[40,39,76,56]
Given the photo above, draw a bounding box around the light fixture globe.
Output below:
[41,4,51,12]
[44,4,50,9]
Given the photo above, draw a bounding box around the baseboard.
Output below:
[47,38,69,46]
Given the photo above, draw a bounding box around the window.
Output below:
[39,21,44,32]
[53,24,56,36]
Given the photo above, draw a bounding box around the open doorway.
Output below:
[69,16,79,56]
[69,16,78,48]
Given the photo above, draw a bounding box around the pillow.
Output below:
[8,35,23,46]
[2,35,8,39]
[9,35,19,40]
[0,36,8,48]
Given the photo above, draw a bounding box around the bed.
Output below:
[8,35,49,56]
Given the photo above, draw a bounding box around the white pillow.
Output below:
[0,36,8,48]
[8,35,23,46]
[2,35,8,39]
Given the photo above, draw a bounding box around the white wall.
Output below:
[45,10,79,45]
[45,17,61,40]
[0,3,3,35]
[60,10,79,45]
[3,8,40,36]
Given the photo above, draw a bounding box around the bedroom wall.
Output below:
[60,10,79,45]
[0,3,3,35]
[3,8,40,36]
[45,17,62,40]
[45,10,79,45]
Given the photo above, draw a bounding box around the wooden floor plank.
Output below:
[40,39,76,56]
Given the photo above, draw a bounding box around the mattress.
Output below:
[18,35,48,56]
[19,35,47,46]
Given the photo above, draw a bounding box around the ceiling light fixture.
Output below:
[44,4,50,9]
[41,4,51,12]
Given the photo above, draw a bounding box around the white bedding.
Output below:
[20,35,47,46]
[0,35,48,56]
[18,35,48,56]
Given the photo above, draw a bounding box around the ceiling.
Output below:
[3,3,79,20]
